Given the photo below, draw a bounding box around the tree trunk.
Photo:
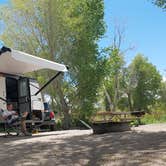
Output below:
[127,92,133,112]
[59,90,71,130]
[53,80,71,130]
[103,85,112,111]
[113,74,119,112]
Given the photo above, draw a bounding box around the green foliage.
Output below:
[64,0,106,120]
[118,97,129,111]
[130,120,140,127]
[130,55,162,111]
[105,47,124,75]
[55,119,63,130]
[159,81,166,107]
[152,0,166,9]
[102,47,125,112]
[141,108,166,124]
[99,52,162,116]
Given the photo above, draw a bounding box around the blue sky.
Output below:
[101,0,166,76]
[0,0,8,4]
[0,0,165,75]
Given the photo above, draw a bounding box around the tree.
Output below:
[104,47,124,112]
[151,0,166,9]
[0,0,105,127]
[129,55,162,111]
[159,81,166,108]
[120,67,137,112]
[102,25,130,112]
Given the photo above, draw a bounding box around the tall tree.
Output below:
[129,55,162,111]
[104,47,124,112]
[120,67,137,112]
[102,25,128,112]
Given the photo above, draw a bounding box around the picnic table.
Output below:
[91,111,145,134]
[92,111,138,123]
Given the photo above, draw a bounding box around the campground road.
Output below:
[0,124,166,166]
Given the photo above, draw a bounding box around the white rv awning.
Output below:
[0,49,68,75]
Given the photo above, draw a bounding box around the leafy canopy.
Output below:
[130,54,162,111]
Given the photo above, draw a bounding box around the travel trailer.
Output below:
[0,45,68,129]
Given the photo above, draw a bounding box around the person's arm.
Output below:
[3,111,13,119]
[1,112,8,120]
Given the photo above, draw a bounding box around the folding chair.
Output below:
[0,110,21,137]
[4,117,21,137]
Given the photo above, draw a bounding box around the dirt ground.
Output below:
[0,123,166,166]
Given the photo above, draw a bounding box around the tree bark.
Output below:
[127,92,133,112]
[53,80,71,129]
[103,85,112,111]
[113,74,119,112]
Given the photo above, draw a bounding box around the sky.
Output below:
[100,0,166,76]
[0,0,165,76]
[0,0,8,4]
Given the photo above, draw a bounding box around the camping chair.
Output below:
[0,109,21,137]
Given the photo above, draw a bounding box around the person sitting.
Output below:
[0,103,32,136]
[7,103,32,136]
[0,103,19,125]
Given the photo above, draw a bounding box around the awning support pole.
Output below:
[35,71,62,96]
[0,97,7,102]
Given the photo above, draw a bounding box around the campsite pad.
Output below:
[0,125,166,166]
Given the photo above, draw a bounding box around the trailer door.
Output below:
[18,77,31,116]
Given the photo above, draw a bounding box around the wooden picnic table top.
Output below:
[95,111,145,116]
[96,112,131,115]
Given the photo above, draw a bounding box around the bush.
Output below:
[141,108,166,124]
[55,119,63,130]
[130,119,141,127]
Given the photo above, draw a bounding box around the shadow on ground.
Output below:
[0,130,166,166]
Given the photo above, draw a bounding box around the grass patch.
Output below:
[141,108,166,124]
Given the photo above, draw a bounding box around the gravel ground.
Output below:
[0,123,166,166]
